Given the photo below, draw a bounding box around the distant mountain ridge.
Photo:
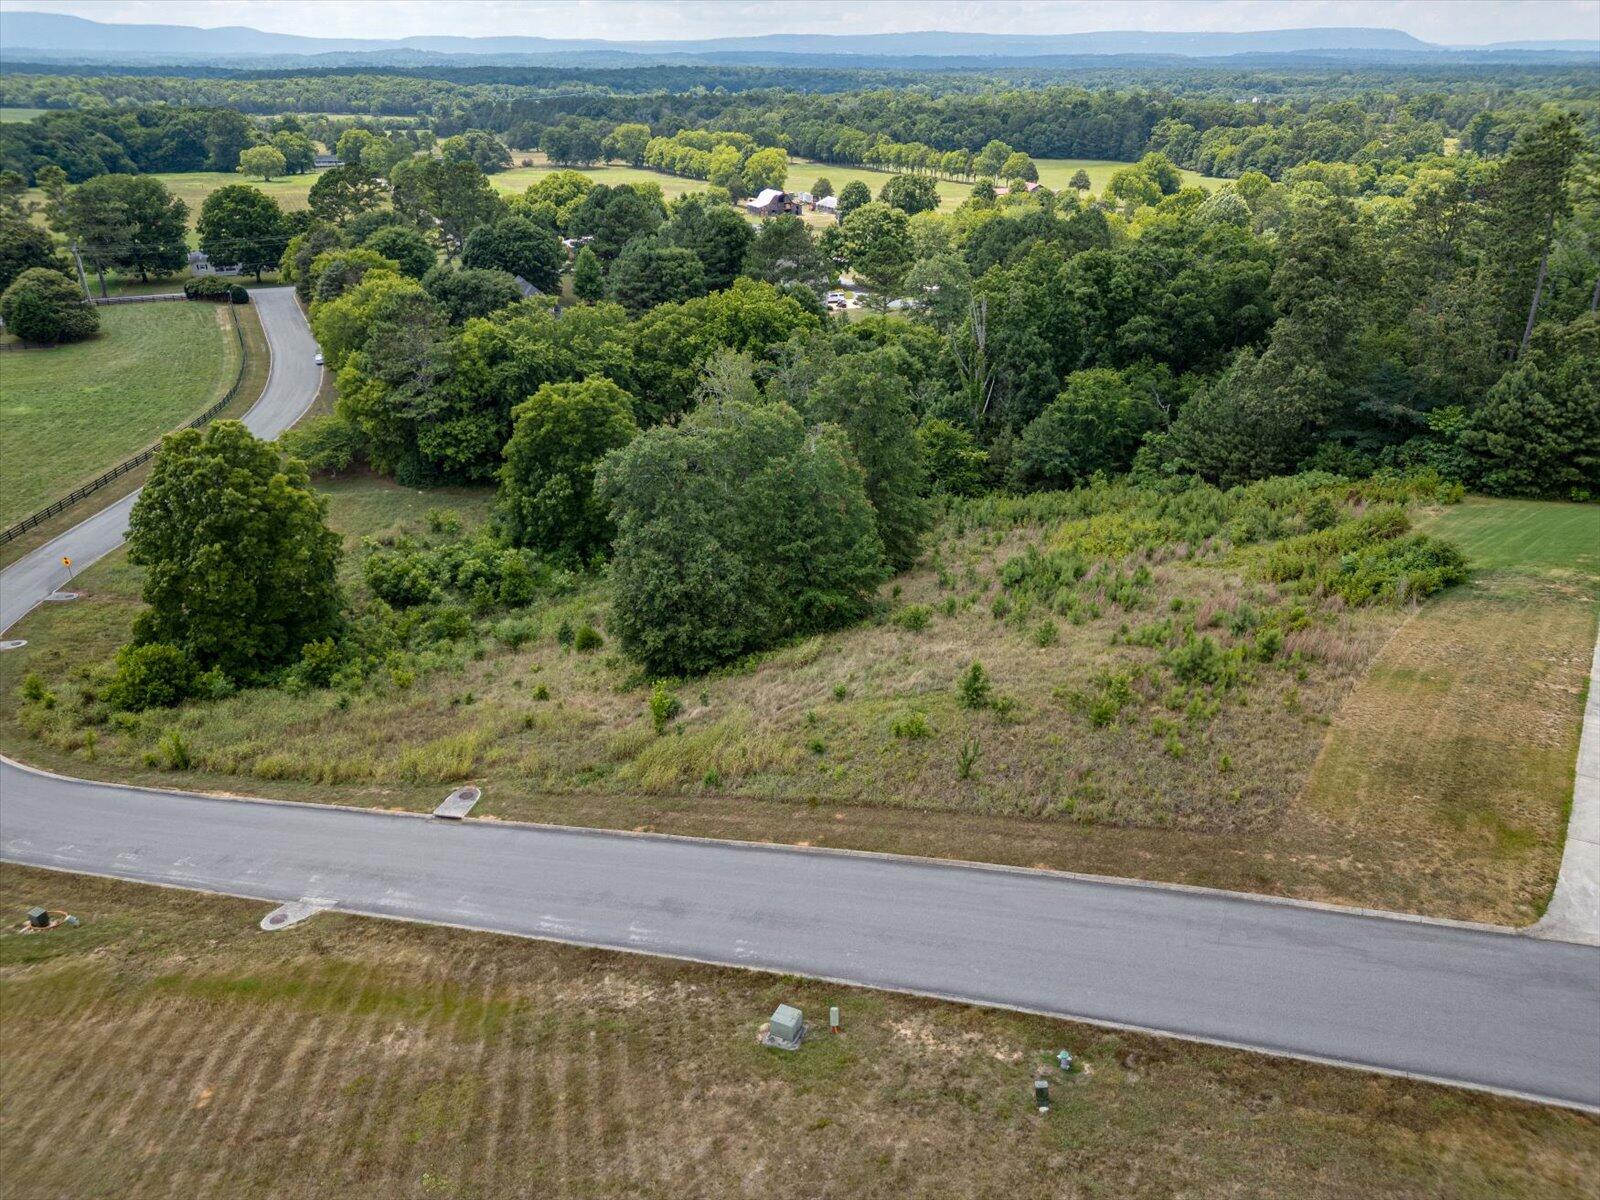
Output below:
[2,10,1596,67]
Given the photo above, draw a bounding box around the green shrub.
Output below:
[956,737,981,780]
[278,415,363,476]
[1061,667,1142,727]
[649,680,682,734]
[287,637,343,691]
[573,624,604,652]
[183,276,248,302]
[19,673,49,704]
[891,711,932,739]
[492,616,539,650]
[1260,507,1468,605]
[956,661,992,710]
[157,728,193,770]
[422,605,473,644]
[426,508,464,537]
[1,267,99,343]
[1162,634,1244,690]
[104,643,196,712]
[1033,620,1059,647]
[892,604,931,632]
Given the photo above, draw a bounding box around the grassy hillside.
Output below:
[3,866,1592,1200]
[0,300,242,525]
[13,473,1575,923]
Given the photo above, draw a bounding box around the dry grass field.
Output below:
[2,866,1594,1200]
[2,483,1401,828]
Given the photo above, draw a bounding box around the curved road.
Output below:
[0,287,321,634]
[1,291,1596,1112]
[3,757,1597,1111]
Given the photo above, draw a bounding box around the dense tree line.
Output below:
[7,78,1590,690]
[4,66,1592,184]
[0,106,255,182]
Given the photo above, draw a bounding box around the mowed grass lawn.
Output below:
[3,867,1592,1200]
[24,169,322,243]
[1295,498,1600,923]
[0,301,241,526]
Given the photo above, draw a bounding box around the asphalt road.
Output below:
[4,756,1597,1111]
[0,287,321,634]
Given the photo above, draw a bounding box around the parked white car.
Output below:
[314,352,324,365]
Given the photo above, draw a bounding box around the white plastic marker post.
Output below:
[829,1006,840,1034]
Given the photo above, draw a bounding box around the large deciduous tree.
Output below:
[124,421,341,682]
[805,347,930,570]
[495,377,639,563]
[838,200,912,294]
[196,184,287,280]
[237,144,287,181]
[878,173,940,215]
[0,210,65,292]
[1011,368,1160,489]
[598,400,885,676]
[423,265,526,324]
[307,164,385,225]
[461,215,564,292]
[361,224,436,279]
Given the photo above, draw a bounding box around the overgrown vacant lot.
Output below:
[14,472,1570,922]
[2,867,1592,1200]
[0,301,242,524]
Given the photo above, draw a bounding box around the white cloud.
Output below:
[10,0,1599,44]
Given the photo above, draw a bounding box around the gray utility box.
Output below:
[763,1004,805,1050]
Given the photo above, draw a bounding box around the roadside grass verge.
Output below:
[2,866,1592,1200]
[0,301,242,528]
[1294,498,1600,923]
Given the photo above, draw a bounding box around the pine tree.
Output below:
[572,244,604,302]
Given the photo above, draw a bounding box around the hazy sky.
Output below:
[12,0,1599,44]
